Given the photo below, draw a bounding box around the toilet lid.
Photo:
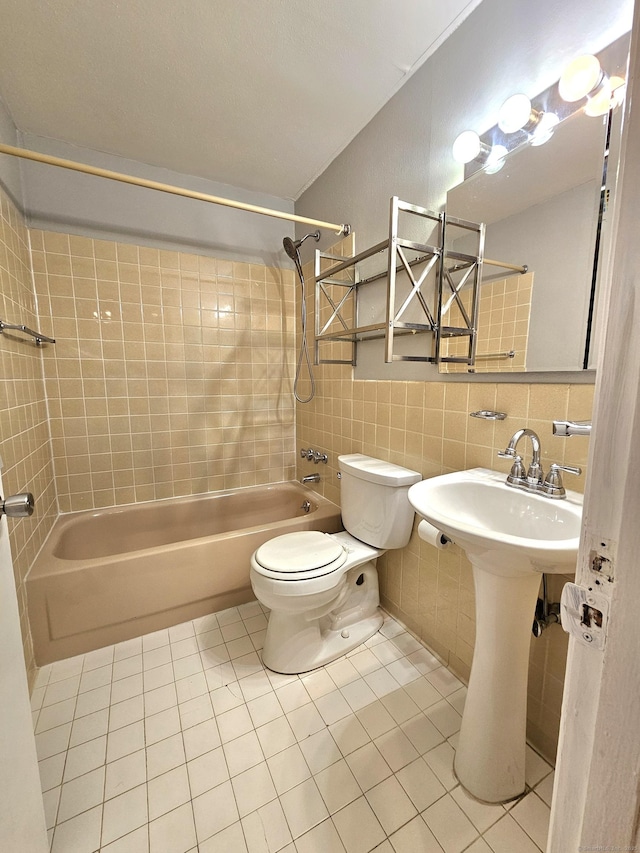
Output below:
[254,531,346,575]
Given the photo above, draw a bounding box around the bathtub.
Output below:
[27,482,341,665]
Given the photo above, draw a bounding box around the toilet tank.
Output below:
[338,454,421,549]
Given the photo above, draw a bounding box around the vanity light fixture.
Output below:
[530,111,560,146]
[498,94,541,134]
[584,75,626,117]
[559,54,607,103]
[452,130,490,164]
[484,144,509,174]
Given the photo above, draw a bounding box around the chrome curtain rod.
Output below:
[0,143,351,237]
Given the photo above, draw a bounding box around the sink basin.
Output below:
[408,467,583,803]
[408,467,583,575]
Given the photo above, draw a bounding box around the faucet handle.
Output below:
[506,455,526,484]
[542,463,582,498]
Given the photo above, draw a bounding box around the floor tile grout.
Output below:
[34,604,553,853]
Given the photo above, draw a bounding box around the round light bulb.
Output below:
[530,112,560,146]
[452,130,481,164]
[585,75,626,116]
[484,144,508,174]
[559,55,604,102]
[498,94,533,133]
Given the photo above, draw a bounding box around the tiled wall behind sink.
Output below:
[32,231,297,512]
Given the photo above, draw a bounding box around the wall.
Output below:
[32,230,296,511]
[19,133,296,266]
[0,187,56,684]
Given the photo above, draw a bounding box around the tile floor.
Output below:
[31,603,555,853]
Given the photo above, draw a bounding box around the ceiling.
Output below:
[0,0,483,201]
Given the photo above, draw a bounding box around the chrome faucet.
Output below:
[498,427,582,498]
[498,428,543,487]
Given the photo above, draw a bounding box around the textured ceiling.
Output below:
[0,0,483,199]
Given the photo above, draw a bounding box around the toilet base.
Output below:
[261,609,383,675]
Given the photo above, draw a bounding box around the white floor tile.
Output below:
[332,796,386,853]
[365,775,417,836]
[356,700,396,740]
[374,727,419,772]
[299,728,342,774]
[423,742,458,790]
[395,756,446,812]
[31,605,555,853]
[146,732,186,780]
[182,718,221,761]
[242,798,293,853]
[314,758,362,814]
[328,714,371,756]
[187,745,229,796]
[101,825,149,853]
[450,784,505,833]
[426,667,464,697]
[145,706,181,746]
[148,764,191,820]
[315,689,353,725]
[39,752,66,793]
[105,748,147,800]
[192,779,240,843]
[57,765,106,823]
[109,694,145,731]
[275,679,311,713]
[279,777,329,839]
[218,704,255,743]
[345,742,393,791]
[286,703,326,741]
[51,805,102,853]
[36,723,72,761]
[101,783,149,847]
[296,817,347,853]
[267,743,311,794]
[232,764,278,820]
[422,793,479,853]
[107,719,145,763]
[483,813,541,853]
[510,792,551,850]
[198,820,248,852]
[224,730,265,777]
[400,712,445,754]
[256,715,297,758]
[387,815,443,853]
[62,735,106,782]
[535,770,555,807]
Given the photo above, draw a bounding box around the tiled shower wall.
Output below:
[0,188,57,680]
[296,244,593,761]
[31,231,297,512]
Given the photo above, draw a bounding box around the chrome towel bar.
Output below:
[0,320,55,346]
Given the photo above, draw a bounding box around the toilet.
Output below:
[250,453,421,674]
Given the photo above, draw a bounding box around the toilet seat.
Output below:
[253,531,348,580]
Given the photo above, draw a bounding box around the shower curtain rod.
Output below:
[0,143,351,237]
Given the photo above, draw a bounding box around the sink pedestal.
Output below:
[454,558,542,803]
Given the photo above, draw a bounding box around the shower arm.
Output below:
[0,143,352,237]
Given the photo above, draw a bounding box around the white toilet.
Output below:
[250,453,421,674]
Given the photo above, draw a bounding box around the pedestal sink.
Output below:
[408,467,582,803]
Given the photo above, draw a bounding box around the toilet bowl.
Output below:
[250,454,421,674]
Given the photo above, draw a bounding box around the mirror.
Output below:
[441,108,609,373]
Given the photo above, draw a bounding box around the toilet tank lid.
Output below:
[338,454,421,486]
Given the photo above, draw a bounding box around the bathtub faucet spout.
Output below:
[301,473,320,484]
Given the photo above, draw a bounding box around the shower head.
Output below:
[282,230,320,260]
